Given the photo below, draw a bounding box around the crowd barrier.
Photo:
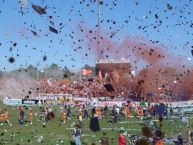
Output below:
[3,97,193,113]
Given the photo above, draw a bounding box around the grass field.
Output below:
[0,105,192,145]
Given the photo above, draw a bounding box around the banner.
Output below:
[97,101,125,107]
[82,69,92,75]
[36,93,73,102]
[3,99,22,106]
[22,99,39,106]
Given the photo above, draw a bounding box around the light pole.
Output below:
[173,80,177,101]
[36,68,39,81]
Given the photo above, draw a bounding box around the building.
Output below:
[96,57,131,77]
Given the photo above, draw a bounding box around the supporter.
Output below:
[47,106,55,120]
[28,108,33,124]
[67,106,71,120]
[96,107,102,119]
[4,109,9,123]
[173,135,183,145]
[155,137,163,145]
[112,107,118,123]
[78,110,83,128]
[158,115,163,130]
[100,132,109,145]
[104,105,108,117]
[40,107,47,127]
[18,106,25,125]
[0,109,5,123]
[146,113,152,126]
[72,125,81,145]
[89,107,100,132]
[118,130,126,145]
[153,130,164,145]
[61,108,66,124]
[83,105,89,119]
[137,106,144,118]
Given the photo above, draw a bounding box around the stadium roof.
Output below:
[96,57,130,64]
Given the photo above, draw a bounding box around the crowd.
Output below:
[37,78,114,98]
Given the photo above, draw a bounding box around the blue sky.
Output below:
[0,0,192,71]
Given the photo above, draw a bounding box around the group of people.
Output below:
[0,102,184,145]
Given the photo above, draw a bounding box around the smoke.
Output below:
[19,0,28,8]
[0,73,36,100]
[78,25,193,100]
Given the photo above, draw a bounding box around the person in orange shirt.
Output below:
[98,108,102,119]
[123,106,127,117]
[136,107,140,117]
[61,109,66,124]
[0,108,3,122]
[137,107,144,118]
[96,108,99,118]
[140,108,144,116]
[156,140,163,145]
[78,111,83,128]
[155,138,163,145]
[4,109,9,123]
[0,111,5,122]
[127,107,131,118]
[29,108,33,125]
[96,107,102,119]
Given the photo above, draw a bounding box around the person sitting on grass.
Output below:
[100,132,109,145]
[72,125,81,145]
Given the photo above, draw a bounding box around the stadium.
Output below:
[0,0,193,145]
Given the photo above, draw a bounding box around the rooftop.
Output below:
[96,57,130,64]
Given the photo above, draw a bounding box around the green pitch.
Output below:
[0,105,192,145]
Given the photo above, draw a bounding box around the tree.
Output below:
[0,71,3,79]
[50,63,58,69]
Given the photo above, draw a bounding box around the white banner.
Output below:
[3,99,22,106]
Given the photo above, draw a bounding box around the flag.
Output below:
[47,79,53,86]
[82,69,92,75]
[104,72,108,79]
[98,70,102,80]
[131,70,136,76]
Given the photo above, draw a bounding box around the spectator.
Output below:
[72,125,81,145]
[118,130,126,145]
[18,107,25,125]
[83,105,89,118]
[89,107,100,132]
[100,132,109,145]
[173,135,183,145]
[104,106,108,117]
[67,106,71,120]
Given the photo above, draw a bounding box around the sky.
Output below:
[0,0,192,71]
